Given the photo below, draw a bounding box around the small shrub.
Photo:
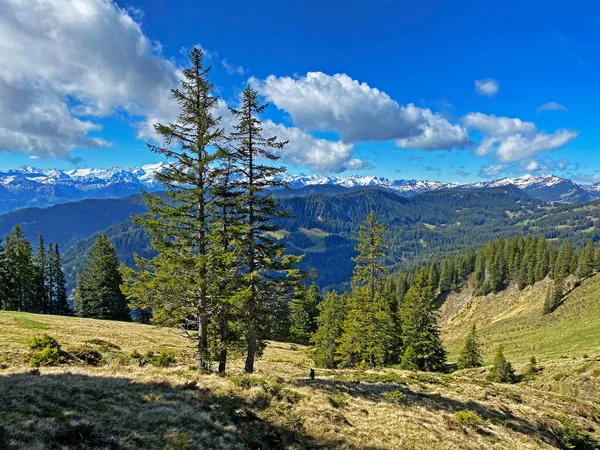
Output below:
[152,350,177,367]
[229,375,267,390]
[327,392,348,408]
[30,346,60,367]
[454,410,483,429]
[164,430,193,450]
[278,388,304,404]
[560,419,600,450]
[553,372,569,382]
[0,362,9,370]
[383,390,407,406]
[29,334,60,350]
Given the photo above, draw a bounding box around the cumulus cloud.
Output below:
[478,165,506,178]
[463,113,577,162]
[395,109,471,150]
[536,102,568,113]
[221,58,245,75]
[252,72,471,150]
[475,79,499,97]
[0,0,179,158]
[0,0,367,173]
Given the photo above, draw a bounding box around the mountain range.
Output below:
[1,162,600,214]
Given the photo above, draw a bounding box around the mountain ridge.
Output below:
[0,162,599,214]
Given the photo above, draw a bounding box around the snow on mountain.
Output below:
[1,162,599,216]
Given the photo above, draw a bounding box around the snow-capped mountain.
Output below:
[0,163,167,215]
[0,162,598,215]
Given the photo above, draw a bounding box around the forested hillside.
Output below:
[6,184,600,291]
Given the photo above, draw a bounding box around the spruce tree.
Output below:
[457,324,483,369]
[312,291,347,368]
[399,267,447,372]
[0,238,8,310]
[74,235,129,321]
[595,243,600,273]
[579,239,595,279]
[123,48,224,369]
[50,244,69,315]
[487,346,516,383]
[229,84,303,373]
[32,236,47,313]
[534,237,549,282]
[337,212,394,368]
[289,282,321,345]
[4,226,35,311]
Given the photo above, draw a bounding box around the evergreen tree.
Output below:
[32,235,48,313]
[595,243,600,273]
[0,238,8,310]
[229,84,303,373]
[487,346,516,383]
[312,291,347,368]
[338,212,394,368]
[289,282,320,345]
[4,226,35,311]
[579,239,595,279]
[555,240,573,278]
[457,324,483,369]
[428,261,440,294]
[123,48,224,369]
[533,237,549,282]
[544,271,564,314]
[399,268,446,372]
[49,244,69,315]
[74,235,129,321]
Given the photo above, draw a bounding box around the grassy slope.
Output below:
[1,313,600,449]
[441,272,600,401]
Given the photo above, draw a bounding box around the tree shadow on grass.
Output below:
[0,372,383,450]
[295,378,560,447]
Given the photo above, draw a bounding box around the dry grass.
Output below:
[1,311,600,449]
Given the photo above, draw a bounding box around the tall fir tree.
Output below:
[4,226,35,312]
[399,267,446,372]
[579,239,595,279]
[74,235,129,321]
[123,48,224,369]
[311,291,347,369]
[32,235,49,313]
[49,244,69,315]
[337,212,395,368]
[229,84,303,373]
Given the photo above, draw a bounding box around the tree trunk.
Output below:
[245,313,256,373]
[218,310,228,374]
[198,303,209,370]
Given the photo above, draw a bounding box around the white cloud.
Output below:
[0,0,179,158]
[463,113,577,162]
[475,79,499,97]
[536,102,568,113]
[252,71,471,150]
[478,165,506,178]
[395,109,471,150]
[221,58,245,75]
[0,0,367,173]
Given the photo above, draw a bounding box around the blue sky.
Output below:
[1,0,599,183]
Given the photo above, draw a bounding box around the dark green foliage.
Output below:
[289,282,320,345]
[151,350,177,368]
[74,235,129,321]
[382,391,407,406]
[454,410,483,428]
[29,334,60,350]
[487,346,516,383]
[338,212,395,368]
[0,228,68,315]
[29,346,60,367]
[311,291,347,368]
[72,348,103,366]
[559,418,600,450]
[579,239,595,279]
[544,272,564,314]
[522,355,539,381]
[457,324,483,369]
[399,268,447,372]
